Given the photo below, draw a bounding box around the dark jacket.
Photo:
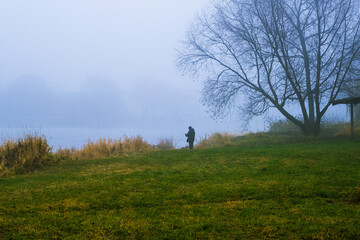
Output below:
[186,127,195,142]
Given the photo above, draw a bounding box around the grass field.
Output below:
[1,138,360,239]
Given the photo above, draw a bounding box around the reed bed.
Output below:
[0,134,55,176]
[57,135,153,160]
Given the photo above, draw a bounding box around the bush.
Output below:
[121,135,153,153]
[56,147,77,159]
[0,134,54,176]
[268,119,302,135]
[196,132,234,149]
[156,137,174,150]
[60,135,153,160]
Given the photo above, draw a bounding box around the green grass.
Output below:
[1,139,360,239]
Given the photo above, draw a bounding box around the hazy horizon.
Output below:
[0,0,248,149]
[0,0,348,149]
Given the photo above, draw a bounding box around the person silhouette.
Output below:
[185,126,195,149]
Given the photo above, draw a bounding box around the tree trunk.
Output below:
[314,117,321,137]
[302,114,321,137]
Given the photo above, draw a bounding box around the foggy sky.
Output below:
[0,0,205,91]
[0,0,249,137]
[0,0,347,144]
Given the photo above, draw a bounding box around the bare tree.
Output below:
[177,0,360,136]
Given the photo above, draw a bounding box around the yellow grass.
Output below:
[334,124,360,137]
[0,134,53,176]
[57,135,153,160]
[196,132,234,149]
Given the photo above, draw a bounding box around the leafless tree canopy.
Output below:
[177,0,360,135]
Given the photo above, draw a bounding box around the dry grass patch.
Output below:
[0,134,56,176]
[334,124,360,137]
[155,137,174,150]
[196,132,235,149]
[57,135,153,160]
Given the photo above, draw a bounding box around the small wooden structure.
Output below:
[332,96,360,139]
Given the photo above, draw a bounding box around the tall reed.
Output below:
[334,124,360,137]
[0,134,54,176]
[59,135,153,160]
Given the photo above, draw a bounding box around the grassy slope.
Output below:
[1,139,360,239]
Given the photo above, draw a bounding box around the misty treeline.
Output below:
[0,75,198,128]
[178,0,360,136]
